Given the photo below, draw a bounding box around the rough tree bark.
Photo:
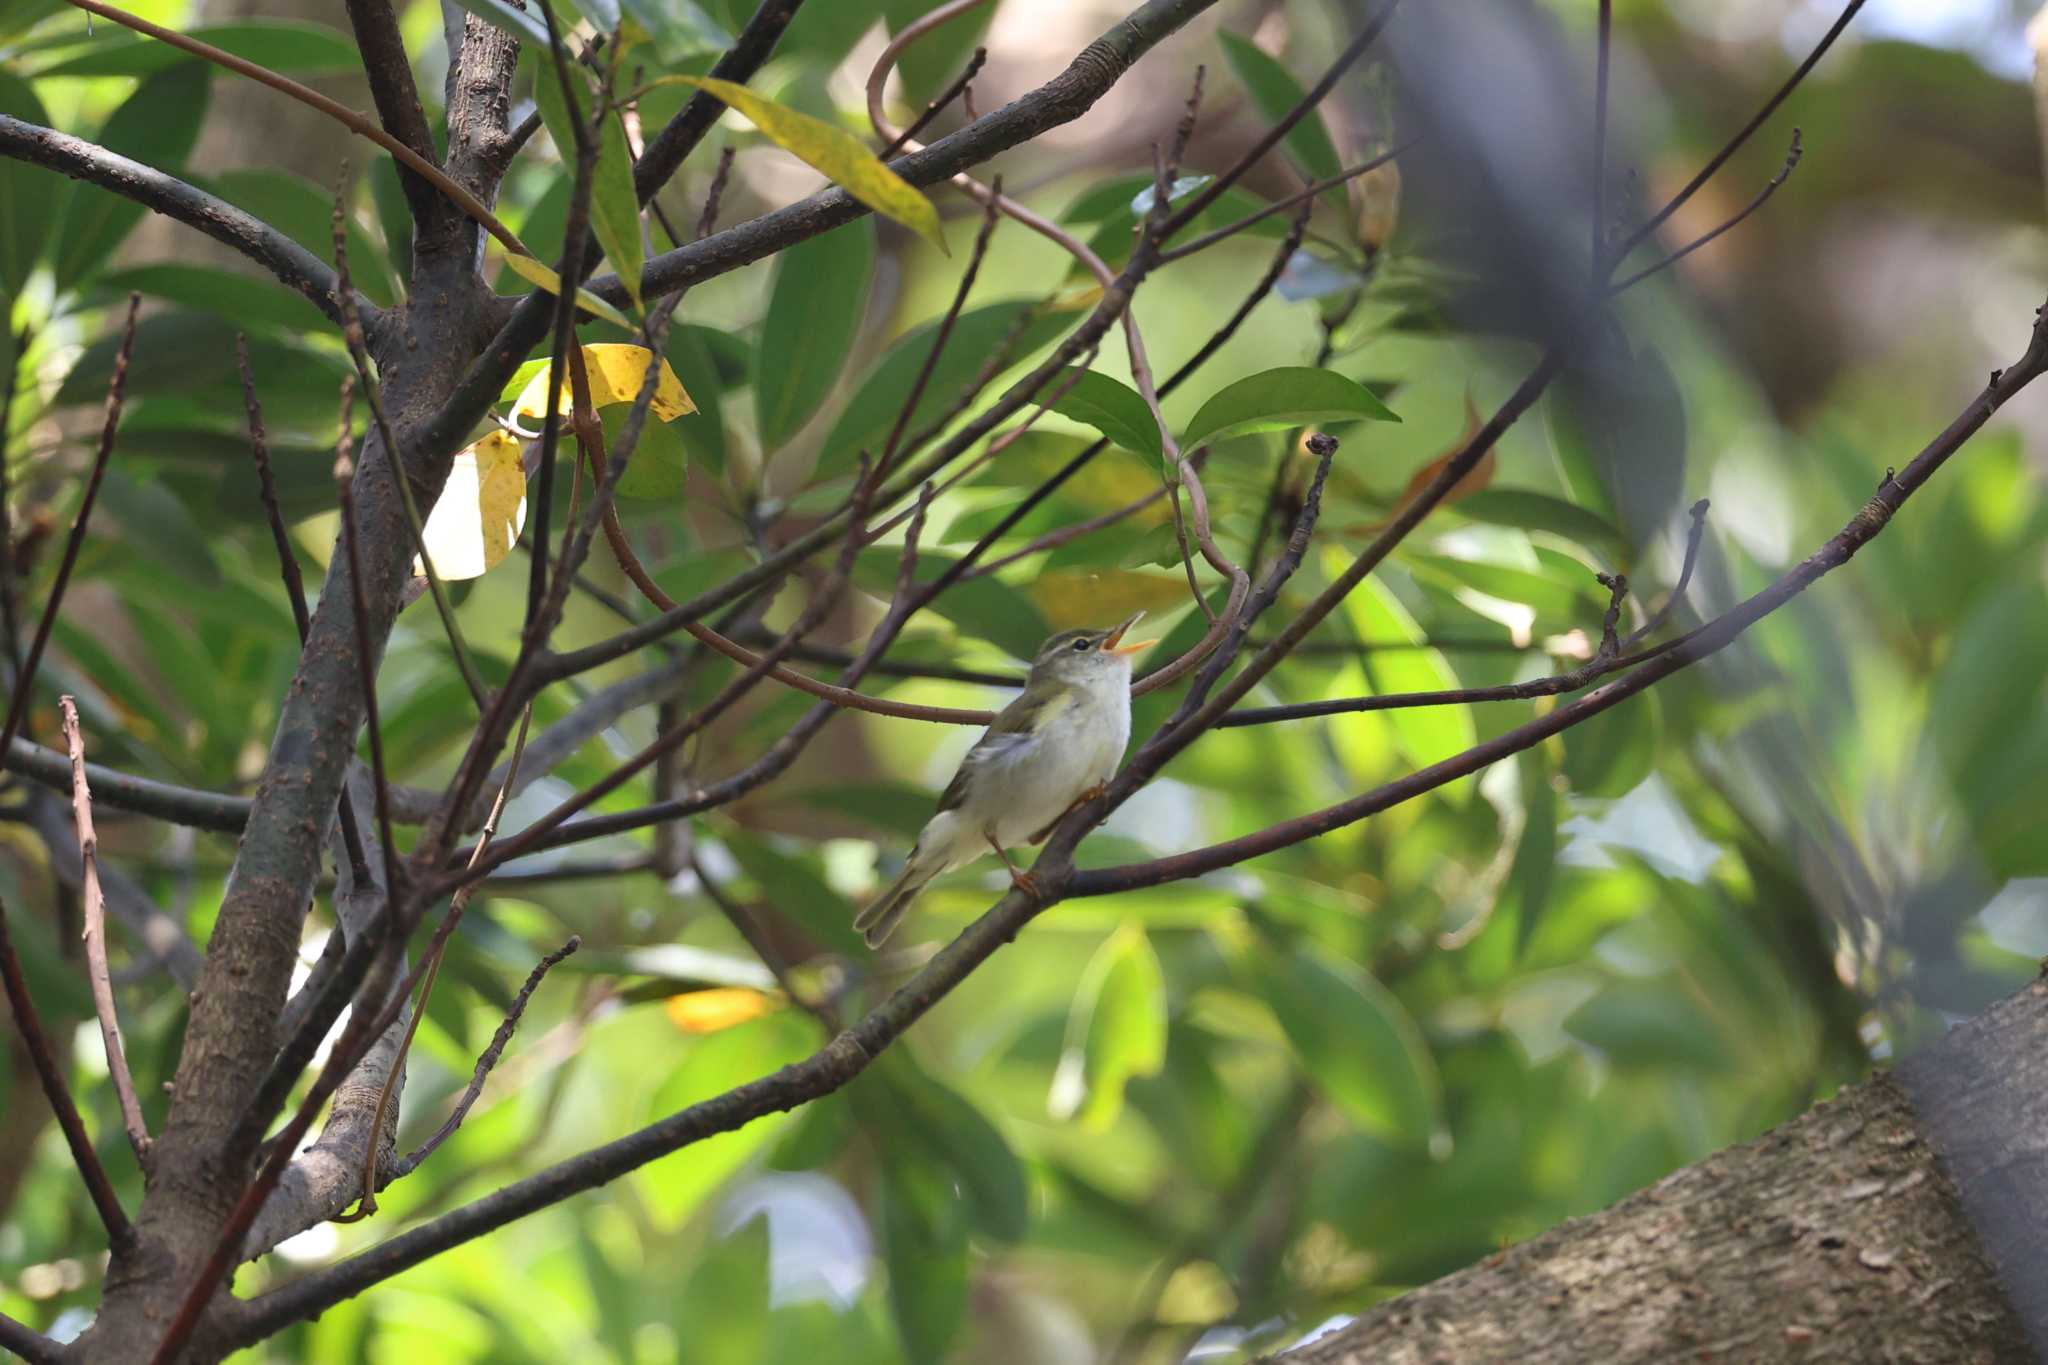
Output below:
[1279,979,2048,1364]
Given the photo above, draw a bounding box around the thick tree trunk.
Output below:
[1282,980,2048,1364]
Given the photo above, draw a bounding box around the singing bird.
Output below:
[854,612,1156,947]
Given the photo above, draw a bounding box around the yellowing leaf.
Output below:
[416,430,526,581]
[665,986,782,1034]
[497,250,637,331]
[670,75,945,253]
[511,343,696,424]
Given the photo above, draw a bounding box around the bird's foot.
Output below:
[1007,868,1041,898]
[1030,784,1110,845]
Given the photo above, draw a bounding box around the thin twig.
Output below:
[1155,140,1413,264]
[334,380,404,906]
[1609,131,1803,294]
[878,187,1003,477]
[59,696,150,1162]
[880,45,988,158]
[59,0,529,256]
[391,933,582,1177]
[1627,498,1711,643]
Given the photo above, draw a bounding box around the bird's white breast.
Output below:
[980,679,1130,848]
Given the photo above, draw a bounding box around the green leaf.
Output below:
[674,1215,770,1363]
[35,20,359,78]
[854,549,1050,661]
[1182,367,1398,452]
[665,324,729,475]
[606,404,690,500]
[1261,943,1439,1147]
[724,834,866,955]
[1029,369,1162,461]
[52,62,211,291]
[1345,572,1477,787]
[1564,978,1732,1070]
[667,75,945,251]
[879,1158,970,1365]
[204,168,395,306]
[97,469,220,587]
[1049,924,1168,1130]
[755,222,875,452]
[96,263,327,334]
[618,0,731,62]
[528,50,646,310]
[1455,488,1629,561]
[1561,687,1659,799]
[818,300,1072,478]
[638,1011,820,1226]
[859,1059,1031,1244]
[0,71,58,294]
[1508,749,1559,959]
[1549,343,1687,549]
[1217,32,1344,185]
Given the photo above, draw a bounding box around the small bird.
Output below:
[854,612,1156,947]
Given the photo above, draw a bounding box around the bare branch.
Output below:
[341,0,447,233]
[60,696,151,1164]
[1609,131,1804,294]
[0,1311,63,1365]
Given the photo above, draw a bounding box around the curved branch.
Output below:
[0,115,353,326]
[5,737,251,832]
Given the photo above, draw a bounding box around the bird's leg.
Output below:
[986,833,1039,897]
[1029,783,1107,846]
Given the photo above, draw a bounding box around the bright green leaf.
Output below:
[1029,368,1163,462]
[1183,366,1398,452]
[1049,924,1168,1130]
[498,251,636,331]
[1456,488,1630,561]
[1343,569,1477,787]
[756,222,875,451]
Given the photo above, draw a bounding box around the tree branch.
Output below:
[0,116,352,326]
[342,0,448,235]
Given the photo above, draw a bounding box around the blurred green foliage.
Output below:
[3,0,2046,1361]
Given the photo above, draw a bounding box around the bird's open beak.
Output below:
[1100,611,1157,656]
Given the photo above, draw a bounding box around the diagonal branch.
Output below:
[0,116,354,326]
[341,0,448,234]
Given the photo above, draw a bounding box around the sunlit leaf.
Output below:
[510,343,695,423]
[416,430,526,581]
[1048,924,1168,1129]
[667,75,945,251]
[1183,367,1399,452]
[1456,488,1629,562]
[665,986,783,1033]
[498,250,637,330]
[1342,568,1477,788]
[1026,569,1191,627]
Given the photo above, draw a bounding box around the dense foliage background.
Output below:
[4,0,2046,1360]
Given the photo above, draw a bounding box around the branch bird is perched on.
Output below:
[855,612,1157,946]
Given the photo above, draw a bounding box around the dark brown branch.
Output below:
[390,936,581,1178]
[0,119,352,325]
[60,697,151,1163]
[333,387,404,906]
[4,739,251,832]
[342,0,447,233]
[0,1310,63,1365]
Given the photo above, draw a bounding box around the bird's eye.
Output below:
[1071,638,1092,652]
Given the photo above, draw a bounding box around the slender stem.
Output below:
[59,696,151,1163]
[1609,131,1803,294]
[58,0,530,256]
[1156,141,1412,264]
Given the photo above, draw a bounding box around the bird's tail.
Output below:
[853,855,936,948]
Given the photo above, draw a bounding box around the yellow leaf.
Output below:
[1027,569,1192,627]
[511,344,696,424]
[416,430,526,581]
[665,986,782,1034]
[670,75,946,253]
[497,251,638,331]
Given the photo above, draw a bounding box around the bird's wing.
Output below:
[935,689,1062,813]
